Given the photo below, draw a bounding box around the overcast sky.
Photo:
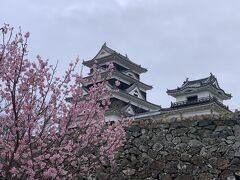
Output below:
[1,0,240,110]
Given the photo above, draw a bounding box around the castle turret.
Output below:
[83,43,160,121]
[164,73,232,118]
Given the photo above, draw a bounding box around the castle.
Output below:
[83,44,232,120]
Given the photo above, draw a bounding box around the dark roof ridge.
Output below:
[167,82,232,98]
[83,44,147,73]
[98,44,145,69]
[101,42,115,54]
[182,73,215,87]
[100,43,131,62]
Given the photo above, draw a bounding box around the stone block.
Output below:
[188,139,203,148]
[164,161,178,174]
[175,175,193,180]
[122,168,136,176]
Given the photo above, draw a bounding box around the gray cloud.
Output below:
[1,0,240,110]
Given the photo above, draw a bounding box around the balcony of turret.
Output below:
[171,96,229,110]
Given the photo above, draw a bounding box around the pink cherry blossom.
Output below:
[43,168,58,178]
[25,32,30,38]
[115,80,121,86]
[9,167,17,176]
[0,24,130,179]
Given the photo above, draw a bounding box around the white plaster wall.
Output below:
[197,91,212,98]
[176,96,186,102]
[105,114,121,122]
[176,91,211,102]
[197,91,223,103]
[175,91,223,103]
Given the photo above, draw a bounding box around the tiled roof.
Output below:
[167,73,232,99]
[83,43,147,73]
[181,73,215,88]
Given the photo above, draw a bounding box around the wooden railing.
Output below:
[171,96,229,110]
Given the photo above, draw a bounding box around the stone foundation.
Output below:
[96,112,240,180]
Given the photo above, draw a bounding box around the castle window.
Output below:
[187,95,198,102]
[133,90,139,97]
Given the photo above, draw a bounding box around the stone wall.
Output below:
[97,112,240,180]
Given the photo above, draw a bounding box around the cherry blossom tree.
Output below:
[0,24,129,179]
